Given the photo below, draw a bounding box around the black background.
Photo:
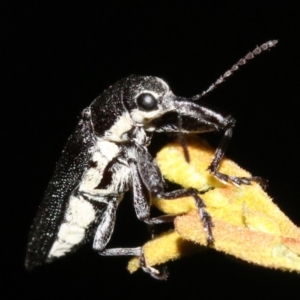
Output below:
[2,1,300,299]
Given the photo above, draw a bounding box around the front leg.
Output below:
[155,101,265,188]
[129,152,214,244]
[129,158,176,225]
[207,126,267,188]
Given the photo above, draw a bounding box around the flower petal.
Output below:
[128,137,300,273]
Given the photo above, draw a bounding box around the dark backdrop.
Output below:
[2,1,300,299]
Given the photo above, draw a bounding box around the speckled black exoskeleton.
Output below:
[25,40,277,279]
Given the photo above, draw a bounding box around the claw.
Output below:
[139,251,169,280]
[251,176,269,190]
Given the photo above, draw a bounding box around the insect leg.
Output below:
[207,125,267,188]
[157,101,266,188]
[129,158,214,244]
[81,189,167,279]
[129,158,175,224]
[101,245,168,280]
[78,191,124,254]
[80,193,139,254]
[92,197,118,252]
[153,189,214,244]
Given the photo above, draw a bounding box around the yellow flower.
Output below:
[128,137,300,274]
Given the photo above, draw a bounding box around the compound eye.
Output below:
[136,93,158,111]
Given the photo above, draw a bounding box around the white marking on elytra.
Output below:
[80,140,119,191]
[57,223,85,244]
[49,240,72,258]
[65,196,96,227]
[48,196,96,258]
[81,163,132,197]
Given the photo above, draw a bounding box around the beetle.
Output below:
[25,40,277,279]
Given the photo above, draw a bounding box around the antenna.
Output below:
[190,40,278,101]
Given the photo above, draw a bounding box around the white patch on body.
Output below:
[80,140,119,191]
[65,196,96,227]
[57,223,85,244]
[104,112,134,142]
[96,140,119,161]
[48,196,96,258]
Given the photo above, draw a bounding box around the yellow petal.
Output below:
[127,230,203,273]
[128,137,300,273]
